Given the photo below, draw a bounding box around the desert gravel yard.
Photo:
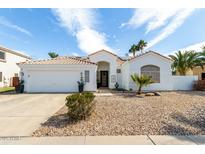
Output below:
[33,91,205,136]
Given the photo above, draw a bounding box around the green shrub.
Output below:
[65,92,95,121]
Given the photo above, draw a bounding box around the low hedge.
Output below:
[65,92,95,121]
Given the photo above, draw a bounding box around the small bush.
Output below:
[65,92,95,121]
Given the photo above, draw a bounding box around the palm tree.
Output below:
[169,50,203,75]
[129,44,139,57]
[131,73,154,94]
[48,52,59,58]
[199,46,205,63]
[137,40,147,54]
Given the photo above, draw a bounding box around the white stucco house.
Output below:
[18,49,198,93]
[0,46,31,87]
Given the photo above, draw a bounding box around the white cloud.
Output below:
[168,41,205,56]
[72,52,79,56]
[0,16,32,37]
[165,41,205,56]
[178,41,205,52]
[0,31,29,44]
[121,9,181,32]
[146,9,194,49]
[121,9,195,49]
[76,27,113,53]
[52,8,113,54]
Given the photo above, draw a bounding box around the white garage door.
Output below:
[28,70,80,92]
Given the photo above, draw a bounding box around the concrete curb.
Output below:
[0,135,203,145]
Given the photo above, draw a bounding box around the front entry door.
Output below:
[100,71,108,87]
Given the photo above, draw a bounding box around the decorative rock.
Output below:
[145,93,155,96]
[33,91,205,136]
[154,92,161,96]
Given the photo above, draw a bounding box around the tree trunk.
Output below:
[179,70,186,75]
[138,85,142,94]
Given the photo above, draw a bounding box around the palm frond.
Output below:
[169,50,203,75]
[131,73,153,93]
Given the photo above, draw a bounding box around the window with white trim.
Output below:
[85,70,90,82]
[141,65,160,83]
[0,51,5,60]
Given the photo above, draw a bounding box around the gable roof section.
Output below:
[117,57,126,65]
[129,51,173,62]
[18,56,97,65]
[89,49,126,65]
[0,45,31,59]
[89,49,118,58]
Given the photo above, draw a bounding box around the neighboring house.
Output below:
[176,69,193,76]
[193,66,205,80]
[0,46,31,87]
[176,66,205,80]
[18,49,198,93]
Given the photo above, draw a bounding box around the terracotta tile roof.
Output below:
[129,51,173,62]
[18,56,97,65]
[89,49,118,57]
[117,57,126,65]
[89,49,126,65]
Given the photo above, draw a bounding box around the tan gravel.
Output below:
[33,91,205,136]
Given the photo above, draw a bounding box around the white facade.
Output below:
[122,52,173,91]
[88,51,118,89]
[0,46,31,87]
[19,50,198,92]
[121,51,198,91]
[20,64,97,92]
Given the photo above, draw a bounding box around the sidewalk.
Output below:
[0,135,204,145]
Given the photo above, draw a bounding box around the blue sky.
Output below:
[0,8,205,59]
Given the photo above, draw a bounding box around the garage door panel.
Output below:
[28,70,80,92]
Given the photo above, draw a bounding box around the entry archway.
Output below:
[97,61,110,88]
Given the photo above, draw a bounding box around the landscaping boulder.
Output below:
[145,92,155,96]
[154,92,161,96]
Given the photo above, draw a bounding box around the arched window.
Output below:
[141,65,160,83]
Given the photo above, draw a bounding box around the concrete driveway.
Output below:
[0,93,68,136]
